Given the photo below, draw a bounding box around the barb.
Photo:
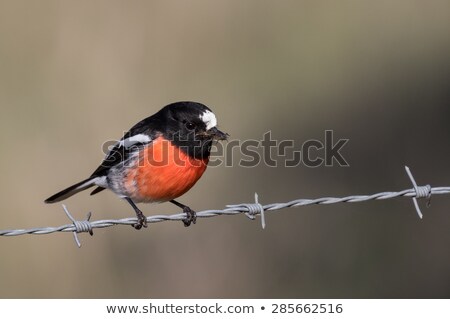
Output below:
[62,204,93,248]
[227,193,266,229]
[404,166,431,219]
[1,166,449,247]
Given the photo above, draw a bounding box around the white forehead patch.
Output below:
[200,110,217,130]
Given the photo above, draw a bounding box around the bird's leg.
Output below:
[125,197,148,230]
[170,200,196,227]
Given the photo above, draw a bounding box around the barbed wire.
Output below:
[1,166,449,247]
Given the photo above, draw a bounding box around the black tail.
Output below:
[44,177,98,203]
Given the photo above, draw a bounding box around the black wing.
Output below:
[88,117,159,195]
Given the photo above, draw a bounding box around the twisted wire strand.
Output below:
[1,186,449,235]
[1,167,449,247]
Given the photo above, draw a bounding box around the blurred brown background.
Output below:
[1,1,449,298]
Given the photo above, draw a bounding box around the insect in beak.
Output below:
[206,127,229,141]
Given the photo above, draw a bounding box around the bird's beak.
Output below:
[207,127,229,141]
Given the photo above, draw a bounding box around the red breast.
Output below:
[124,136,208,202]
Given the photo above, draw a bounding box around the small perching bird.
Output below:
[45,101,228,229]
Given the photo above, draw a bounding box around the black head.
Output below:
[157,101,228,160]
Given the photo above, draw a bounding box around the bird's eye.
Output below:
[185,122,195,130]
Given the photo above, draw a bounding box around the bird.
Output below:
[45,101,228,229]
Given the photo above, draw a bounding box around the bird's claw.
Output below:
[132,211,148,230]
[183,207,197,227]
